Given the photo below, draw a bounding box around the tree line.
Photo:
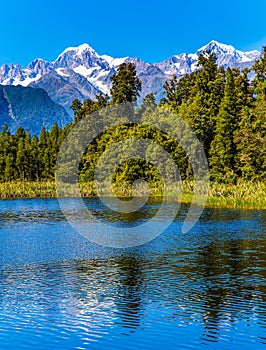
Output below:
[0,51,265,184]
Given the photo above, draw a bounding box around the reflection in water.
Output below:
[0,198,265,349]
[114,257,145,331]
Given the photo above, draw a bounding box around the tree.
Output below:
[70,99,82,122]
[110,62,142,104]
[31,134,40,180]
[38,125,48,178]
[253,46,266,98]
[141,93,157,109]
[209,68,239,182]
[234,68,254,108]
[71,93,109,123]
[136,93,157,122]
[177,51,224,155]
[234,84,266,180]
[161,73,196,110]
[16,137,26,181]
[4,154,14,182]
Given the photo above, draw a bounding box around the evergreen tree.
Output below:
[71,93,109,122]
[178,51,224,155]
[161,73,196,110]
[0,47,265,187]
[209,68,239,182]
[70,99,83,122]
[4,154,14,182]
[31,134,39,180]
[141,93,157,109]
[234,103,266,180]
[16,137,26,181]
[234,68,254,108]
[110,62,142,104]
[24,131,32,180]
[38,126,48,178]
[253,46,266,98]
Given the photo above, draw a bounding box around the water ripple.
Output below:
[0,198,265,349]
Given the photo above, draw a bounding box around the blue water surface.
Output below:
[0,198,265,349]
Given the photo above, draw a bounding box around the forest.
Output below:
[0,48,265,191]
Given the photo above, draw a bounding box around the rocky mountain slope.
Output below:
[0,40,261,133]
[0,85,71,134]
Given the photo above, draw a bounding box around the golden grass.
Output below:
[206,180,266,209]
[0,180,265,210]
[0,181,56,199]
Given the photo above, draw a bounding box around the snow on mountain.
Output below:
[196,40,260,69]
[53,43,109,71]
[56,43,95,59]
[155,40,260,79]
[156,53,199,77]
[0,40,261,110]
[198,40,236,55]
[100,54,128,68]
[197,40,260,62]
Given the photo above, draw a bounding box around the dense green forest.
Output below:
[0,49,265,186]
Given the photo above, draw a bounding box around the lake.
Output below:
[0,198,265,349]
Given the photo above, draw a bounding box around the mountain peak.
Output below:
[0,40,262,125]
[74,43,96,54]
[198,40,236,54]
[55,43,97,61]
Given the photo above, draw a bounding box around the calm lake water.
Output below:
[0,198,265,350]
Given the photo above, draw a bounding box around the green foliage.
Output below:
[161,73,196,109]
[174,52,225,155]
[253,46,266,97]
[0,123,65,182]
[70,93,109,122]
[234,100,266,180]
[209,68,239,182]
[110,62,141,104]
[0,53,265,188]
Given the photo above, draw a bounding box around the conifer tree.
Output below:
[38,126,48,178]
[234,47,266,180]
[178,51,224,155]
[253,46,266,98]
[16,137,26,181]
[209,68,239,182]
[110,62,141,104]
[161,73,196,110]
[4,154,14,182]
[234,103,266,180]
[31,134,39,180]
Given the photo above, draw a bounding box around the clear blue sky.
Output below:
[1,0,266,66]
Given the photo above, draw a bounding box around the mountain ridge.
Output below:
[0,40,261,108]
[0,40,262,134]
[0,85,72,134]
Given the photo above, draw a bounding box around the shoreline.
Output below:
[0,181,265,210]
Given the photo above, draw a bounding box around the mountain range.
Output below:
[0,40,261,134]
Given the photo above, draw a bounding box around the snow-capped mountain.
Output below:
[0,40,261,113]
[197,40,260,68]
[156,40,260,78]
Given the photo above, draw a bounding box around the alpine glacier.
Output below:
[0,40,261,110]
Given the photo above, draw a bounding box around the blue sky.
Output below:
[1,0,266,66]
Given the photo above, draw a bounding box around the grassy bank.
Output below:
[0,180,265,210]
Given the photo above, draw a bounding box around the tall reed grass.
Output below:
[0,181,56,199]
[0,180,265,210]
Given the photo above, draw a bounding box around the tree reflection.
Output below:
[114,256,145,331]
[71,255,146,332]
[196,237,264,343]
